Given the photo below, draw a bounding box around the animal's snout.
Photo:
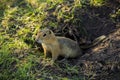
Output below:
[35,38,39,42]
[35,39,42,43]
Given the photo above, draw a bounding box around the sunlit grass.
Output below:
[90,0,106,7]
[14,54,37,80]
[0,44,17,80]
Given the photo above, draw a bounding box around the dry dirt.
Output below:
[79,28,120,80]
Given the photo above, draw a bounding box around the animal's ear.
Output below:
[49,30,52,34]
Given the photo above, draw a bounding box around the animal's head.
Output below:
[35,29,55,44]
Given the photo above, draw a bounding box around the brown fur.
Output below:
[35,29,82,61]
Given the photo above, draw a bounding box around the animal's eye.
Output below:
[43,34,46,37]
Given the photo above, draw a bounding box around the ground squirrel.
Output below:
[35,28,82,61]
[35,28,106,62]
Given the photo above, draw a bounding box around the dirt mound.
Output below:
[78,28,120,79]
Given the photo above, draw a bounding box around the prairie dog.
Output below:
[35,29,82,61]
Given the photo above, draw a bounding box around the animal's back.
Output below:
[56,37,82,58]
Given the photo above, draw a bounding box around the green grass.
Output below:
[90,0,106,6]
[0,0,117,80]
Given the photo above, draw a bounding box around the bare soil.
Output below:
[79,28,120,80]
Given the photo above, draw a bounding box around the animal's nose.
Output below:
[35,40,39,44]
[35,39,38,42]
